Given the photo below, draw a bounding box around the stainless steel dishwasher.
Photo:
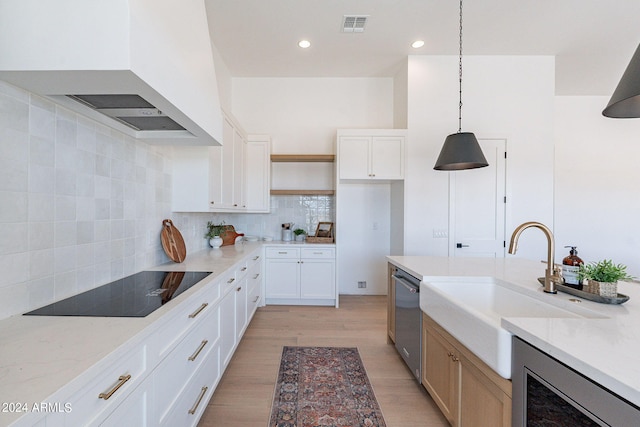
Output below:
[393,267,422,383]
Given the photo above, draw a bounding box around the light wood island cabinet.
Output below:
[386,264,511,426]
[422,313,512,427]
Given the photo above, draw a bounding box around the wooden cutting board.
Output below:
[160,219,186,263]
[220,225,244,246]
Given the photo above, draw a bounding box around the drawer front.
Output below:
[65,344,147,426]
[156,282,221,361]
[156,305,220,425]
[265,247,300,259]
[161,344,221,427]
[248,281,262,318]
[301,247,335,259]
[235,260,249,280]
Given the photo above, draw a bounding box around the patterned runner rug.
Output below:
[269,346,387,427]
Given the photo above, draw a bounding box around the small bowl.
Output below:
[262,236,273,242]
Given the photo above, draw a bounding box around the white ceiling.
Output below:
[205,0,640,96]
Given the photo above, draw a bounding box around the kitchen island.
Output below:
[387,255,640,414]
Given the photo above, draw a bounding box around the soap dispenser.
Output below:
[562,246,584,289]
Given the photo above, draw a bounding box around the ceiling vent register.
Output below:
[342,15,368,33]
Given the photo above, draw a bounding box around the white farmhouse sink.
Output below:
[420,276,601,379]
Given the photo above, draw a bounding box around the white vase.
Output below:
[210,236,223,249]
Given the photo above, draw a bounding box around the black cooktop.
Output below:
[24,271,212,318]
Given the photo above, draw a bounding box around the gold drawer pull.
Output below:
[98,374,131,400]
[188,386,208,415]
[227,277,235,284]
[236,286,242,292]
[188,340,209,362]
[241,267,247,271]
[188,303,208,318]
[253,274,260,279]
[252,296,259,303]
[277,251,287,254]
[253,255,260,260]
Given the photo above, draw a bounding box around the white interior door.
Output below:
[449,139,507,257]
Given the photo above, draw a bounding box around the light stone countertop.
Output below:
[0,242,263,427]
[387,255,640,408]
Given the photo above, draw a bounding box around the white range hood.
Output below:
[0,0,223,146]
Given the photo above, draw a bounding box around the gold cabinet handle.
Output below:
[252,296,259,303]
[253,274,260,279]
[241,267,247,272]
[188,386,208,415]
[188,303,208,318]
[253,255,260,260]
[236,286,242,292]
[227,277,235,284]
[188,340,208,362]
[98,374,131,400]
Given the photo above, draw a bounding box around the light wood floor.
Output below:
[198,295,449,427]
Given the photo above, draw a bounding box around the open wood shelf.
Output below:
[270,189,335,196]
[270,154,335,163]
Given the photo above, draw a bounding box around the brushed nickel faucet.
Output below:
[508,221,561,294]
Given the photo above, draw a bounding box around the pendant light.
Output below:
[434,0,488,171]
[602,43,640,118]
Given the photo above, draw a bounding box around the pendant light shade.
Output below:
[434,0,488,171]
[603,43,640,118]
[434,132,488,170]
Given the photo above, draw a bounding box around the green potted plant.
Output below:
[578,259,634,297]
[205,221,226,248]
[293,228,307,242]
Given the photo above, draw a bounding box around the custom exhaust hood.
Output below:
[0,0,223,146]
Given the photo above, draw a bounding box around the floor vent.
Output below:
[342,15,368,33]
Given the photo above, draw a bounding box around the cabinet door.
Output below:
[338,136,370,179]
[232,128,245,209]
[265,259,299,298]
[219,116,235,209]
[422,317,459,426]
[300,259,335,299]
[234,278,248,341]
[371,136,404,179]
[208,146,223,209]
[459,353,511,427]
[219,289,236,368]
[244,139,270,212]
[100,376,154,427]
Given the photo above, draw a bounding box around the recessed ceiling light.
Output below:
[411,40,425,49]
[298,40,311,49]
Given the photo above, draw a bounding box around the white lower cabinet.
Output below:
[264,246,336,306]
[38,247,264,427]
[100,375,154,427]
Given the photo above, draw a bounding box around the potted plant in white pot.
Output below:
[205,221,226,248]
[578,259,634,297]
[293,228,307,242]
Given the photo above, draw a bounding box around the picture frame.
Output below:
[315,222,333,238]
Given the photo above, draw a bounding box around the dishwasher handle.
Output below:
[392,274,420,293]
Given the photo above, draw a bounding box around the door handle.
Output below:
[456,243,470,248]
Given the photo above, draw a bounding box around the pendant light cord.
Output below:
[458,0,463,133]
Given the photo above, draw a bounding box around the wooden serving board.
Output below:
[160,219,186,262]
[220,225,244,246]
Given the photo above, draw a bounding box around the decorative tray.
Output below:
[537,278,629,304]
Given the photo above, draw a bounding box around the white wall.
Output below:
[555,96,640,276]
[405,56,556,261]
[232,78,394,153]
[0,81,178,320]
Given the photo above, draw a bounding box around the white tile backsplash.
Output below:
[0,81,175,320]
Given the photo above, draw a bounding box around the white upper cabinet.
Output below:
[245,136,271,212]
[172,113,270,213]
[337,130,406,180]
